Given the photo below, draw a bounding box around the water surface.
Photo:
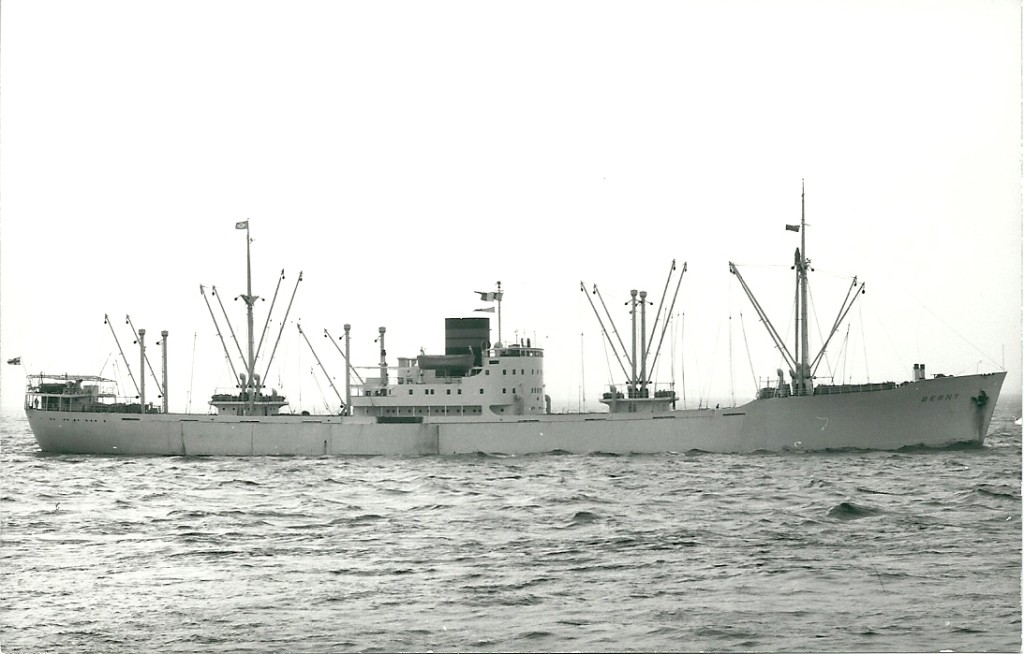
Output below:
[2,401,1020,652]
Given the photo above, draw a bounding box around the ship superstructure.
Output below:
[350,318,548,420]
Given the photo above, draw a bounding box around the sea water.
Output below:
[1,400,1020,652]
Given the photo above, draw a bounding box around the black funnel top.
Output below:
[445,317,490,368]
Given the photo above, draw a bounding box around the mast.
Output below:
[161,330,168,413]
[733,182,860,398]
[126,315,164,398]
[343,323,351,415]
[496,281,503,345]
[325,326,365,384]
[629,289,638,395]
[243,223,257,391]
[138,328,146,413]
[378,327,388,388]
[639,290,649,393]
[797,181,810,395]
[793,248,801,387]
[237,220,259,413]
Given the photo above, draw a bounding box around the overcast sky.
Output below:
[1,0,1020,415]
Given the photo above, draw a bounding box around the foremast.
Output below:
[794,182,811,395]
[730,182,865,397]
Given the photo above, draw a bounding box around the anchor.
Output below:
[971,389,989,438]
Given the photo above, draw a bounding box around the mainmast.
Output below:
[203,221,300,417]
[237,220,259,411]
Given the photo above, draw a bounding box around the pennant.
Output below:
[785,224,800,232]
[475,291,503,302]
[6,356,20,365]
[474,307,496,313]
[235,220,249,230]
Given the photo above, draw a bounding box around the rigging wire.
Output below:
[780,285,797,378]
[728,313,735,407]
[309,367,331,414]
[579,331,585,412]
[700,320,723,409]
[836,324,851,384]
[860,299,906,380]
[680,312,686,409]
[952,361,985,376]
[296,329,303,411]
[806,282,835,381]
[601,330,615,388]
[649,308,671,395]
[908,291,1005,369]
[727,285,735,407]
[98,352,113,378]
[187,331,197,414]
[860,308,871,383]
[670,310,676,396]
[739,313,759,394]
[111,360,122,398]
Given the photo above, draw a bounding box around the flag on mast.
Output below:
[235,220,249,230]
[785,224,800,232]
[475,291,503,302]
[474,307,496,313]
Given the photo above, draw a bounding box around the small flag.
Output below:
[235,220,249,230]
[6,356,21,365]
[475,291,503,302]
[785,224,800,232]
[474,307,496,313]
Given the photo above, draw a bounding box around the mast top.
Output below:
[800,179,807,259]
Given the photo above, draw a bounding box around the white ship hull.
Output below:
[27,372,1005,456]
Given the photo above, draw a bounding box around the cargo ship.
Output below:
[24,203,1005,456]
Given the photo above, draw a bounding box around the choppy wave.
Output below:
[1,401,1020,652]
[826,500,883,520]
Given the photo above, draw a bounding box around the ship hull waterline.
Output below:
[26,373,1005,456]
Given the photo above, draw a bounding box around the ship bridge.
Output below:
[350,317,548,420]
